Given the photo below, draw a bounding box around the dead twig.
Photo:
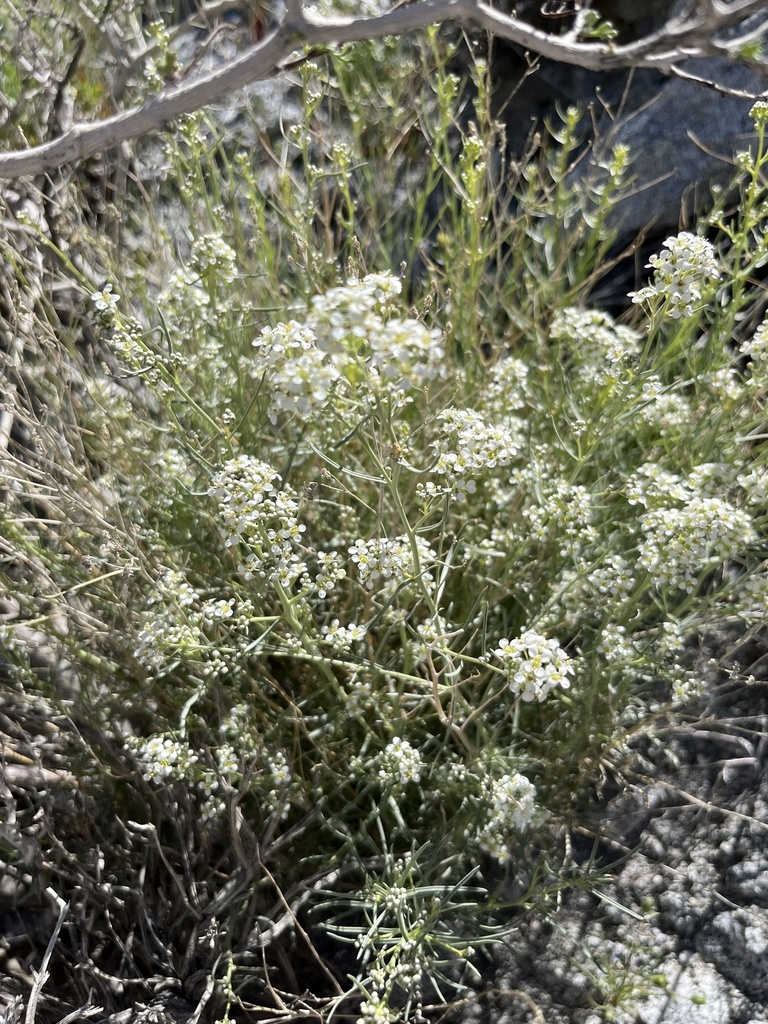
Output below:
[24,889,70,1024]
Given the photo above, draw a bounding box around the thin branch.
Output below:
[112,0,247,102]
[0,0,766,180]
[25,889,69,1024]
[669,61,765,100]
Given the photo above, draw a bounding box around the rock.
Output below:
[696,909,768,1004]
[491,2,768,249]
[632,952,749,1024]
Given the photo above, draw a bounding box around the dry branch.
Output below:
[0,0,766,179]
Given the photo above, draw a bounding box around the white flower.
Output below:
[201,598,235,620]
[127,734,198,783]
[625,462,690,508]
[550,308,640,386]
[483,356,530,413]
[523,480,596,547]
[314,550,347,598]
[596,624,636,665]
[686,462,736,497]
[245,272,446,420]
[366,317,446,390]
[630,232,720,319]
[91,283,120,316]
[349,535,435,591]
[636,377,692,434]
[478,770,537,861]
[587,555,635,603]
[431,407,521,498]
[189,233,236,280]
[321,619,366,651]
[265,751,292,820]
[740,317,768,386]
[310,272,402,337]
[740,467,768,506]
[638,496,756,592]
[378,737,423,785]
[250,321,342,424]
[209,457,307,589]
[216,743,240,778]
[492,630,573,702]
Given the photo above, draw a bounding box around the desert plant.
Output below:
[3,34,768,1023]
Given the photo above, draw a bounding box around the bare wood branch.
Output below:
[669,61,766,99]
[0,0,766,180]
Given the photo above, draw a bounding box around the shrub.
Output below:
[2,34,768,1023]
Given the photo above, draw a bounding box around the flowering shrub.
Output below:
[66,241,768,1016]
[4,41,768,1023]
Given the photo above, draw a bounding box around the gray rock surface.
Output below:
[492,2,768,241]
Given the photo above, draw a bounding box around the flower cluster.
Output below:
[189,232,237,281]
[246,272,446,423]
[126,734,198,783]
[161,730,295,825]
[596,623,637,665]
[586,555,635,605]
[410,615,455,663]
[159,268,211,320]
[310,272,402,338]
[523,480,597,551]
[483,356,530,414]
[379,884,408,913]
[431,407,520,497]
[320,619,366,651]
[740,318,768,387]
[152,568,200,608]
[265,751,293,820]
[198,742,243,822]
[636,378,692,435]
[313,550,347,598]
[478,771,536,862]
[146,446,199,511]
[209,456,308,587]
[357,995,397,1024]
[687,462,736,497]
[133,569,248,678]
[630,231,721,319]
[550,307,639,386]
[349,536,435,591]
[736,565,768,618]
[134,613,204,671]
[90,287,148,370]
[625,462,690,507]
[345,676,376,716]
[209,456,286,542]
[366,318,445,391]
[638,496,756,591]
[378,737,423,785]
[250,321,342,424]
[492,630,573,702]
[91,284,121,323]
[739,467,768,507]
